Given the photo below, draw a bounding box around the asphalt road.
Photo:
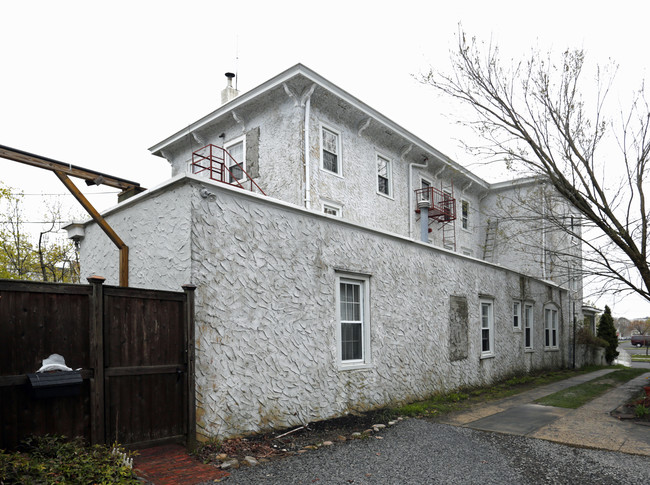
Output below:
[221,419,650,485]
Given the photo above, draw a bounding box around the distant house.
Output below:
[69,64,586,440]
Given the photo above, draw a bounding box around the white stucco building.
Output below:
[69,64,587,440]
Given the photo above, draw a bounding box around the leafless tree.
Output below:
[421,31,650,303]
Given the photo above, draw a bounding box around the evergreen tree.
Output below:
[597,306,619,364]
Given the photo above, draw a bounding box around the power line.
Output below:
[0,221,75,225]
[14,192,118,196]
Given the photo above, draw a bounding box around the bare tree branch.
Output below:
[421,31,650,304]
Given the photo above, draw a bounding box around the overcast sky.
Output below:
[1,0,649,317]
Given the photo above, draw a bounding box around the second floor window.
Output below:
[225,139,245,183]
[321,127,341,175]
[461,200,470,229]
[377,155,392,197]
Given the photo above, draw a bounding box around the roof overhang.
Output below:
[148,63,488,189]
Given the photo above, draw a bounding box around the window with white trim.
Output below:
[544,307,558,349]
[322,202,341,217]
[337,274,370,366]
[524,304,534,350]
[480,299,494,357]
[376,154,392,197]
[321,126,341,175]
[461,200,470,230]
[513,301,521,330]
[225,138,245,183]
[420,178,432,202]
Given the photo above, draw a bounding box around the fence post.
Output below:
[88,276,106,445]
[182,284,197,449]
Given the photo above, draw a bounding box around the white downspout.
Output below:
[304,95,312,210]
[408,159,428,239]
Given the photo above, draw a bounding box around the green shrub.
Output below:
[635,404,650,419]
[0,435,139,484]
[597,306,620,364]
[576,326,608,348]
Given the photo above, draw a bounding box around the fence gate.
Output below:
[0,277,196,449]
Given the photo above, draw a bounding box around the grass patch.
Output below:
[390,366,608,418]
[0,435,139,484]
[534,368,647,409]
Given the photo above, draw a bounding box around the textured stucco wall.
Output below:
[183,178,569,439]
[308,106,409,236]
[481,183,584,321]
[155,81,491,258]
[163,92,304,207]
[78,179,193,289]
[78,176,570,440]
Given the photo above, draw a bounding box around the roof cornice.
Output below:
[148,63,487,188]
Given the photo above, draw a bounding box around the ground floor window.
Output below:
[544,307,558,349]
[480,299,494,358]
[337,274,370,366]
[513,301,521,330]
[524,304,533,350]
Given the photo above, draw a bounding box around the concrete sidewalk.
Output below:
[439,369,650,456]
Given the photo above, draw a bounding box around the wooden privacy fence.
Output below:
[0,277,196,449]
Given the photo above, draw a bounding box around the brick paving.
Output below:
[134,444,229,484]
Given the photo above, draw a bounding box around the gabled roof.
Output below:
[149,63,490,189]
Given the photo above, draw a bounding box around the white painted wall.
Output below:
[156,79,492,259]
[78,178,192,289]
[78,176,570,439]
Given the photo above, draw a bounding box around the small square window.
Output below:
[323,203,341,217]
[377,155,392,197]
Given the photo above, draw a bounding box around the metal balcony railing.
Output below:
[191,144,266,196]
[415,186,456,222]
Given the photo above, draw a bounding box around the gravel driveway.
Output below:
[221,418,650,484]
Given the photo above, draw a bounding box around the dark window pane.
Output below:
[378,176,389,194]
[552,330,557,347]
[229,164,243,183]
[482,329,490,352]
[342,322,362,360]
[323,150,338,173]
